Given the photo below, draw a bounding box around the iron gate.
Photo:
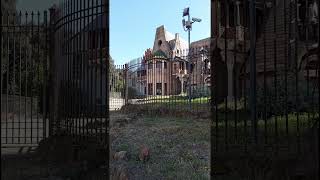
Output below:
[50,0,108,146]
[1,11,49,147]
[211,0,319,178]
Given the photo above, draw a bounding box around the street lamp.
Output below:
[182,7,201,109]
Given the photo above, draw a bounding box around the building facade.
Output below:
[127,25,211,97]
[211,0,319,101]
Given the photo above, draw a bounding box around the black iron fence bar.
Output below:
[77,0,82,139]
[25,12,28,142]
[37,11,40,143]
[12,12,16,144]
[18,12,22,144]
[294,0,300,154]
[223,0,228,152]
[67,0,71,135]
[53,4,104,32]
[0,11,2,146]
[318,0,320,178]
[95,0,99,135]
[284,0,289,146]
[263,0,268,147]
[99,0,103,141]
[31,11,34,144]
[249,0,257,147]
[233,3,238,143]
[85,0,89,136]
[43,10,48,139]
[273,0,278,154]
[80,0,84,138]
[6,12,9,144]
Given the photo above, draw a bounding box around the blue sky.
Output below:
[110,0,210,65]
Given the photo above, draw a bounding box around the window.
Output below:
[164,62,167,69]
[174,64,177,72]
[148,83,153,95]
[158,40,162,47]
[156,83,162,95]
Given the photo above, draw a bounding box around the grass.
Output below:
[110,114,210,179]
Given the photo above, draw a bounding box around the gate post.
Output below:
[124,64,129,104]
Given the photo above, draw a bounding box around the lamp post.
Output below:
[182,7,201,109]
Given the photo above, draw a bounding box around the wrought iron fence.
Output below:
[1,11,49,146]
[49,0,108,147]
[211,0,319,178]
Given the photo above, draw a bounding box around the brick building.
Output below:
[211,0,319,101]
[127,25,211,96]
